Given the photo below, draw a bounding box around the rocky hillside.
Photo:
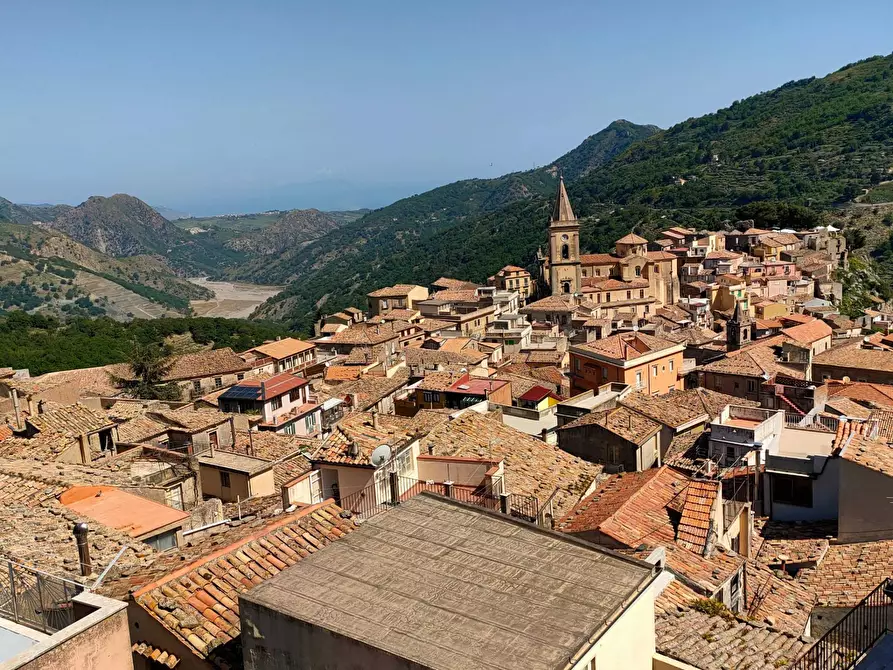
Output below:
[46,194,246,274]
[224,208,346,255]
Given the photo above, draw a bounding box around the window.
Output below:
[747,380,756,392]
[602,366,608,380]
[562,281,571,294]
[669,359,674,372]
[594,269,600,277]
[635,266,641,277]
[635,371,643,388]
[213,377,223,389]
[283,422,296,435]
[725,446,737,463]
[561,244,570,260]
[575,358,581,371]
[652,365,658,377]
[605,293,611,302]
[270,396,283,411]
[165,485,184,511]
[236,373,245,381]
[423,391,441,404]
[773,474,813,507]
[305,413,316,432]
[626,291,631,300]
[145,529,178,552]
[640,290,645,298]
[220,471,231,488]
[193,380,202,393]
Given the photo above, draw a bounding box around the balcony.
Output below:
[792,578,893,670]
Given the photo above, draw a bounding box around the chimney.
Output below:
[427,443,434,455]
[73,523,92,576]
[11,389,22,431]
[37,399,47,415]
[348,440,360,458]
[372,411,380,430]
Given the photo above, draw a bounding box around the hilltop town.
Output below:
[1,177,892,669]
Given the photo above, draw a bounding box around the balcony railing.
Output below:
[336,472,542,525]
[792,577,892,670]
[0,559,83,634]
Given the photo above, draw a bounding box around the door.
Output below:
[308,470,323,504]
[209,431,219,448]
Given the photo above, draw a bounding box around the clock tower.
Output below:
[549,177,582,296]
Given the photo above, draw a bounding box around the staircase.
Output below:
[777,391,806,415]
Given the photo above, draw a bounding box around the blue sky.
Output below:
[1,0,892,214]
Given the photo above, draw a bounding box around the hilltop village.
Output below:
[2,179,893,669]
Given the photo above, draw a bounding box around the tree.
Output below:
[110,341,182,400]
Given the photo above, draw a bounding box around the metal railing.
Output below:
[792,577,892,670]
[336,472,544,526]
[0,559,83,634]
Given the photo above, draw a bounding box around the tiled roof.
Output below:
[325,322,404,345]
[321,368,410,411]
[497,264,528,274]
[312,411,433,467]
[323,365,365,382]
[702,343,805,380]
[705,250,742,260]
[664,326,720,346]
[522,349,566,364]
[616,232,648,244]
[806,539,893,607]
[416,318,454,333]
[432,288,481,302]
[132,642,180,668]
[60,485,189,538]
[249,338,315,360]
[229,430,317,463]
[272,453,312,488]
[13,365,124,398]
[131,501,356,664]
[116,414,169,443]
[752,519,835,573]
[27,403,115,436]
[663,430,709,474]
[367,284,424,297]
[577,332,680,361]
[655,606,811,669]
[579,253,617,265]
[379,308,419,321]
[840,422,893,475]
[676,480,718,554]
[151,410,231,433]
[431,277,478,290]
[621,388,742,429]
[556,470,662,534]
[404,346,486,367]
[558,405,661,445]
[418,371,465,391]
[163,348,251,382]
[826,380,893,405]
[823,396,872,419]
[646,250,678,261]
[780,319,832,345]
[814,339,893,373]
[420,411,601,517]
[744,562,816,635]
[520,295,578,313]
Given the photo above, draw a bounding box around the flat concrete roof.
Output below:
[242,493,656,670]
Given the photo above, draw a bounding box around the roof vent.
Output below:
[348,441,360,458]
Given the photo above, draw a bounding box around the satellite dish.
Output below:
[842,376,851,383]
[370,444,392,468]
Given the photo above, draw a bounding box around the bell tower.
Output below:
[548,177,582,296]
[726,300,753,351]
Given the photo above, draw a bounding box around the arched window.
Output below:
[561,244,570,260]
[562,281,571,294]
[635,266,642,277]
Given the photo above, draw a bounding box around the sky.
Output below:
[1,1,892,215]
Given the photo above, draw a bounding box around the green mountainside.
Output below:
[255,55,893,330]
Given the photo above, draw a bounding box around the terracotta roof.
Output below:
[416,318,454,333]
[12,365,124,398]
[325,322,404,345]
[132,642,180,668]
[379,308,419,321]
[558,405,661,445]
[716,273,745,286]
[522,349,566,364]
[840,420,893,475]
[664,326,720,346]
[420,411,601,518]
[131,501,356,664]
[752,519,835,573]
[27,403,115,436]
[117,414,169,443]
[404,347,486,367]
[320,368,410,412]
[439,337,472,353]
[431,277,479,291]
[655,605,811,669]
[646,250,678,261]
[497,265,528,274]
[616,232,648,245]
[702,343,805,380]
[229,430,317,463]
[806,538,893,607]
[663,430,709,474]
[621,388,742,429]
[418,371,465,391]
[823,396,872,419]
[577,332,680,361]
[162,348,251,382]
[151,410,231,433]
[323,365,365,382]
[249,338,314,360]
[556,470,662,534]
[705,250,742,260]
[780,319,832,345]
[312,411,432,467]
[367,284,424,298]
[814,339,893,373]
[675,480,718,554]
[579,253,617,265]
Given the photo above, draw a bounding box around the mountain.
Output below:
[46,194,247,274]
[253,55,893,331]
[0,200,74,223]
[229,120,659,286]
[223,208,349,255]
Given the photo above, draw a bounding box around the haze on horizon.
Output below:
[2,0,892,216]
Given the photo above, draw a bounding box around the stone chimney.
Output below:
[73,523,92,576]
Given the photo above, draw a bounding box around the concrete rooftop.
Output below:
[242,493,656,670]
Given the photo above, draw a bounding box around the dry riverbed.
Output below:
[188,278,283,319]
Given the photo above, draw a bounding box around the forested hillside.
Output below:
[255,55,893,332]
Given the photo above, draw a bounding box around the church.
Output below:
[539,178,680,322]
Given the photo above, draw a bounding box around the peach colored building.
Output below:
[569,333,685,396]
